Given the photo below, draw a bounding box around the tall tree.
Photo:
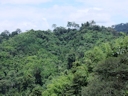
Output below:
[52,24,57,29]
[67,22,72,28]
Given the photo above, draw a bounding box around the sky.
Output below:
[0,0,128,32]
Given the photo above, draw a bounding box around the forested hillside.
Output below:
[0,22,128,96]
[112,23,128,33]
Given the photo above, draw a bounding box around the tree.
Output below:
[67,22,72,28]
[0,30,10,39]
[86,21,90,26]
[82,53,128,96]
[16,28,22,34]
[10,29,21,37]
[52,24,57,29]
[30,85,43,96]
[67,53,76,69]
[67,22,79,29]
[72,22,79,29]
[75,24,79,29]
[90,20,96,26]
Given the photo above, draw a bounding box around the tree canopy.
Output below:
[0,21,128,96]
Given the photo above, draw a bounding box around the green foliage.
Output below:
[29,85,43,96]
[82,54,128,96]
[0,22,125,95]
[42,74,73,96]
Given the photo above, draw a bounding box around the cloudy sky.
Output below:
[0,0,128,32]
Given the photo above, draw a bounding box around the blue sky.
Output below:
[0,0,128,32]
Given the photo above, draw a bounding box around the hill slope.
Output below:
[112,22,128,33]
[0,23,124,95]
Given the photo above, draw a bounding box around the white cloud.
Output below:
[0,6,50,32]
[0,5,114,32]
[0,0,52,4]
[63,7,113,26]
[0,19,50,32]
[75,0,128,25]
[0,0,127,32]
[76,0,128,14]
